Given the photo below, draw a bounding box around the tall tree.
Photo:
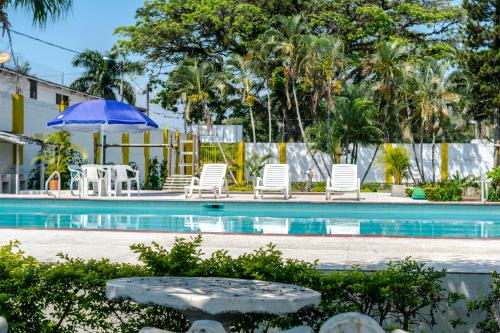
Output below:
[70,50,140,105]
[413,60,460,182]
[155,59,225,126]
[0,0,72,30]
[227,53,257,144]
[461,0,500,164]
[363,40,412,142]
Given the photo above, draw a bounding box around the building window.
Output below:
[29,79,37,99]
[56,93,69,106]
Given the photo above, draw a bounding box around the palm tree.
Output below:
[263,15,327,178]
[263,15,307,140]
[227,53,257,145]
[0,0,72,30]
[250,39,276,148]
[413,59,460,182]
[70,50,140,105]
[158,59,225,126]
[363,40,412,142]
[302,35,345,168]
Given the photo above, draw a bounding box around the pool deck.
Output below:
[0,191,499,273]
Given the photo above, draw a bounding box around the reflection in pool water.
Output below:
[2,212,498,238]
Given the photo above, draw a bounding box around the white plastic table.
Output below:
[106,276,321,329]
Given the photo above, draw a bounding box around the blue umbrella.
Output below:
[47,99,158,163]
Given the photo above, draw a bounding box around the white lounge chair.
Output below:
[81,164,106,197]
[184,164,228,199]
[254,164,290,200]
[326,164,360,200]
[113,165,140,197]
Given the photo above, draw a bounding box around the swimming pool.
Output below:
[0,199,499,238]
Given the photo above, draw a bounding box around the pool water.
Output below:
[0,199,499,238]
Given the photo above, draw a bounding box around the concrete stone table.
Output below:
[106,276,321,329]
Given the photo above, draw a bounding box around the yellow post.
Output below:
[122,133,129,165]
[12,94,24,165]
[175,130,180,174]
[93,133,101,164]
[144,131,150,183]
[440,143,448,181]
[163,129,169,162]
[59,100,67,112]
[279,142,286,164]
[237,141,245,183]
[385,143,393,184]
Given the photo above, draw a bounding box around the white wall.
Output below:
[247,143,495,182]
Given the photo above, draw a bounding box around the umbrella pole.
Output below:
[101,128,105,165]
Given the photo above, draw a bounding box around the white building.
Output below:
[0,68,170,192]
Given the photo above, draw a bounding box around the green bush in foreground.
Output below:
[0,237,481,332]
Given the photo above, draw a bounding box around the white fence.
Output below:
[246,143,495,182]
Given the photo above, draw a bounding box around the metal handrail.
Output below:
[45,171,61,198]
[481,173,490,203]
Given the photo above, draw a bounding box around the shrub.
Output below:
[487,167,500,201]
[468,271,500,332]
[0,237,465,332]
[377,146,411,185]
[423,182,462,201]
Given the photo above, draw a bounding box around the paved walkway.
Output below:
[0,229,497,273]
[0,190,459,203]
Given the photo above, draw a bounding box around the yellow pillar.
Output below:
[175,130,180,174]
[122,133,129,165]
[440,143,448,181]
[59,100,67,112]
[385,143,393,184]
[237,141,245,183]
[93,133,101,164]
[163,129,169,162]
[144,131,150,183]
[12,94,24,165]
[279,143,286,164]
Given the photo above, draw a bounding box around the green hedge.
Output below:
[0,237,495,332]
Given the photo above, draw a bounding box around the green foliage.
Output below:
[0,237,468,332]
[32,131,86,189]
[468,271,500,332]
[487,166,500,201]
[244,151,272,180]
[461,0,500,123]
[423,182,462,201]
[378,146,411,185]
[70,49,142,105]
[144,157,168,190]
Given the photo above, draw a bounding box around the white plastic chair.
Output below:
[113,165,140,197]
[184,164,228,199]
[253,164,290,200]
[68,165,83,197]
[81,164,106,197]
[326,164,360,200]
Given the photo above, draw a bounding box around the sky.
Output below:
[2,0,184,129]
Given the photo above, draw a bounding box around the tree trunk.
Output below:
[420,124,426,182]
[266,79,272,152]
[249,106,257,145]
[362,144,380,183]
[411,142,422,183]
[494,108,500,166]
[431,132,436,183]
[291,81,326,179]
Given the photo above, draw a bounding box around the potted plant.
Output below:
[378,146,411,197]
[33,131,87,190]
[244,151,272,186]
